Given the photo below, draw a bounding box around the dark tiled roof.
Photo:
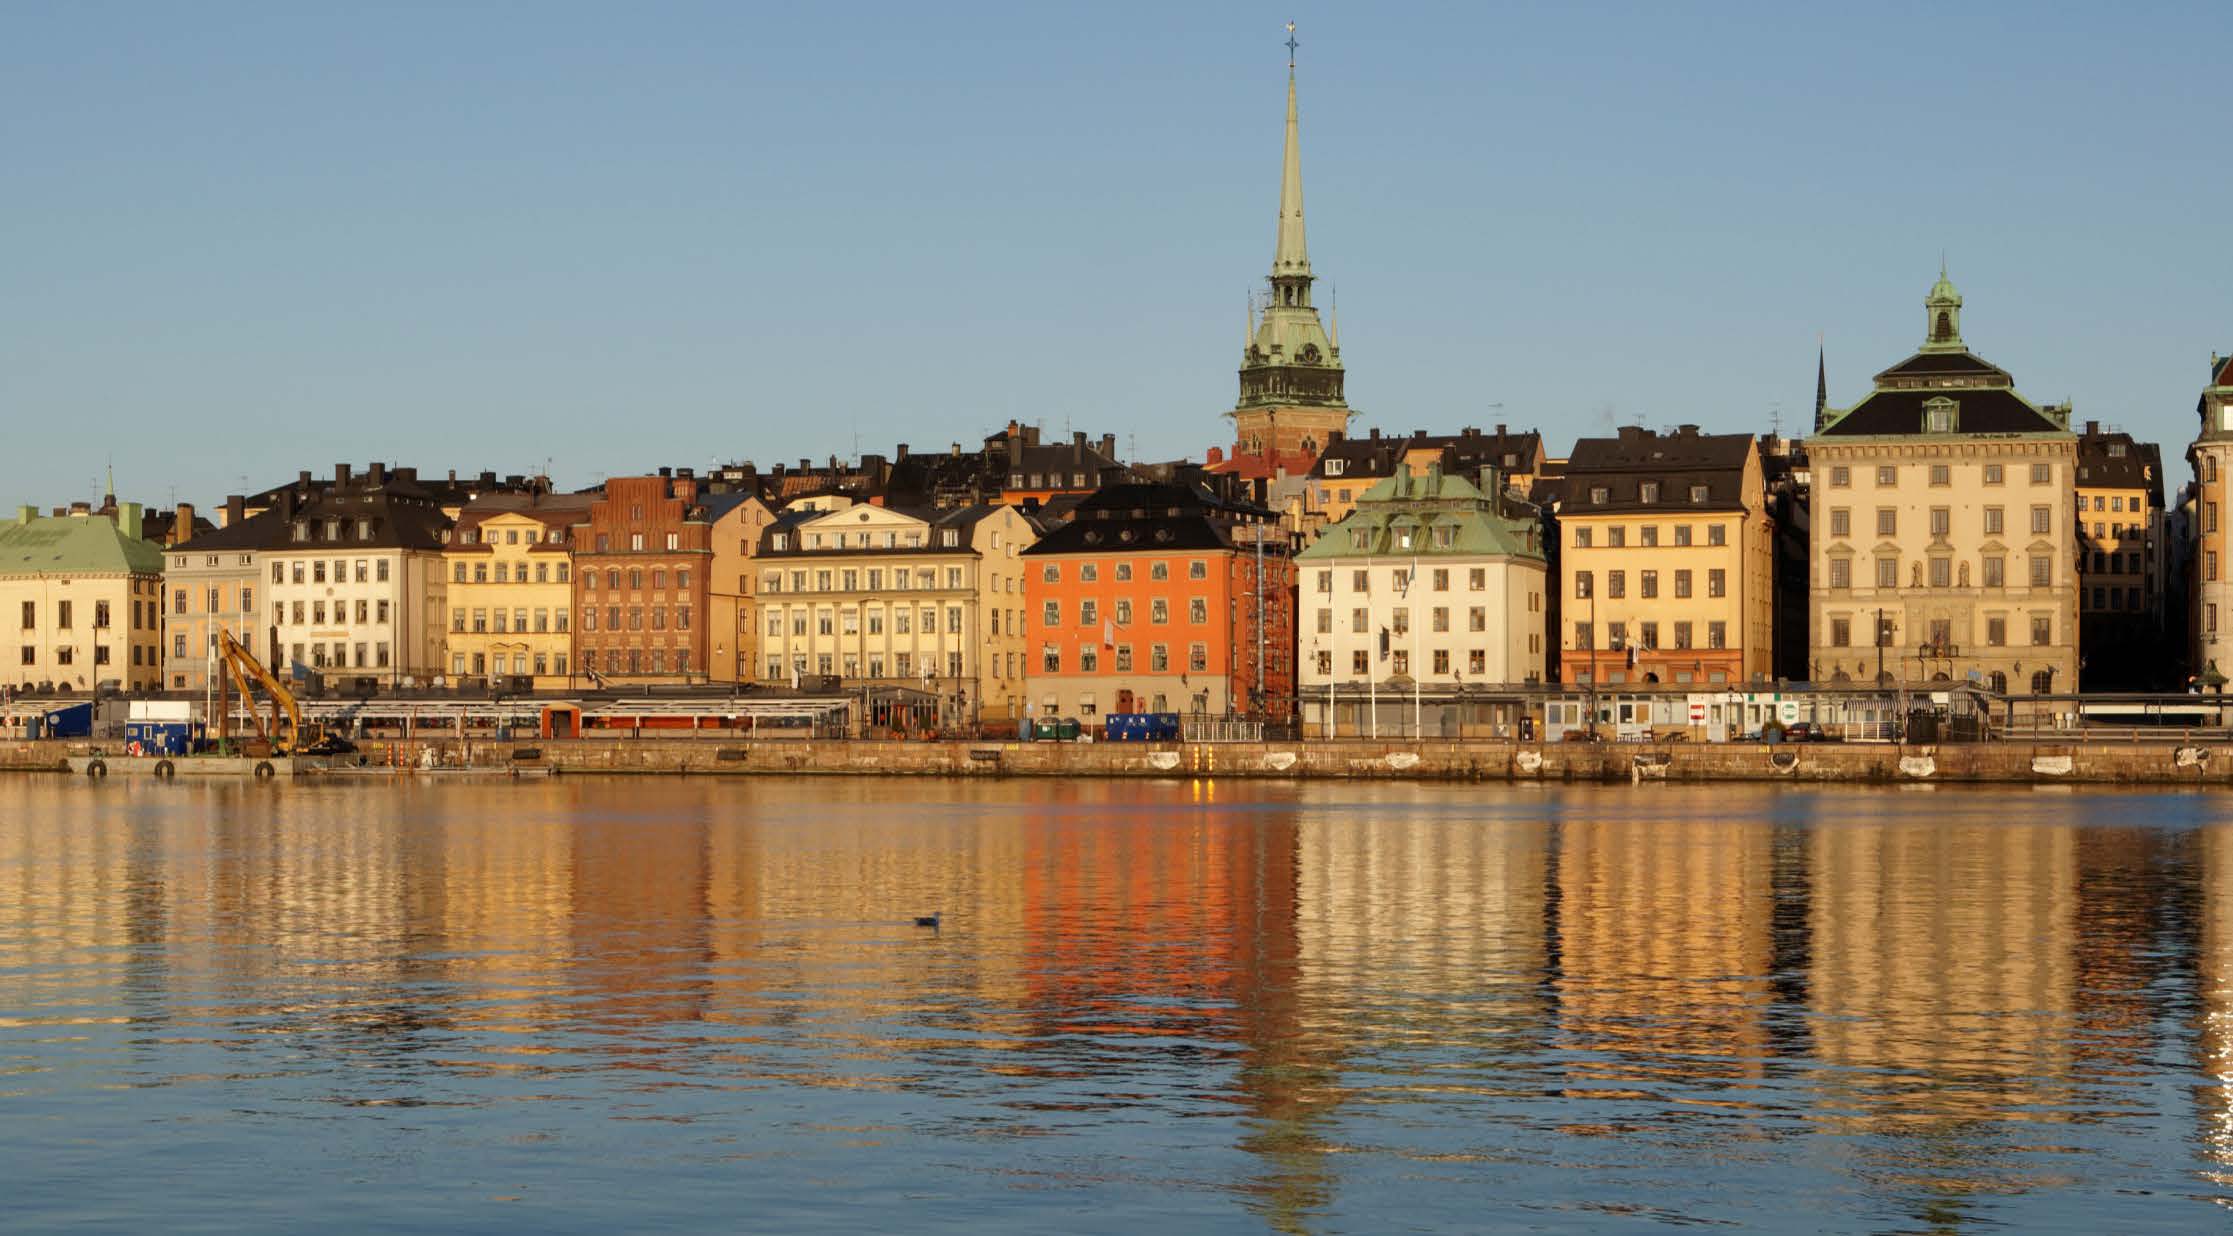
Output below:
[1875,351,2011,380]
[1561,429,1756,514]
[1307,428,1541,482]
[2076,432,2165,507]
[1819,387,2063,437]
[178,479,454,553]
[1021,482,1272,556]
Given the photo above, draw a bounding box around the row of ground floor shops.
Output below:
[47,684,2232,748]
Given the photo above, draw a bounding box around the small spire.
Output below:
[1814,335,1828,430]
[1272,23,1309,277]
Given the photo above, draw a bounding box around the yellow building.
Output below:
[1,503,166,693]
[754,498,1036,732]
[441,494,592,688]
[703,493,779,684]
[1809,271,2078,693]
[1557,427,1775,687]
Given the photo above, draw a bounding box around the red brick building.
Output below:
[571,474,712,683]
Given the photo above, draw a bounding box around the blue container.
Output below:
[40,702,92,739]
[124,721,199,757]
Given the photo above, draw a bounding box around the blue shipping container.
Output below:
[40,702,93,739]
[125,721,200,757]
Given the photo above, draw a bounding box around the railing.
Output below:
[1182,717,1265,743]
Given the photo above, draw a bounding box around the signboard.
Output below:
[1778,701,1801,725]
[1687,701,1707,723]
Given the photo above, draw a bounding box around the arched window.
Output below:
[1934,310,1953,341]
[1988,670,2008,694]
[2030,669,2053,695]
[2210,457,2221,483]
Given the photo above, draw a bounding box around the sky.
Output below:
[4,2,2229,509]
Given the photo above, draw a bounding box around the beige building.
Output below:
[704,493,779,684]
[1808,271,2079,693]
[2,503,166,694]
[2189,354,2233,680]
[162,496,265,694]
[1558,427,1775,687]
[754,499,1036,730]
[442,494,591,688]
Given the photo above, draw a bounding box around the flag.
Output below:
[1102,618,1115,650]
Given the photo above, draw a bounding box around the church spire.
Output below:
[1273,21,1310,281]
[1814,336,1829,431]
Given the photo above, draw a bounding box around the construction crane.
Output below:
[215,629,316,755]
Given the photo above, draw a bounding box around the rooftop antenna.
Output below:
[1769,402,1784,438]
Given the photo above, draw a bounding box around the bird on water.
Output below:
[913,912,942,929]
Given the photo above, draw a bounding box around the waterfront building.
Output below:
[1021,481,1295,723]
[1209,47,1351,482]
[0,503,166,694]
[1296,426,1545,538]
[259,465,455,685]
[1295,463,1546,737]
[754,498,1034,730]
[571,475,712,685]
[2187,352,2233,681]
[2073,422,2166,690]
[161,495,268,694]
[441,492,592,688]
[1557,426,1774,687]
[1808,271,2079,692]
[703,492,779,684]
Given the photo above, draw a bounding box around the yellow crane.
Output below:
[215,629,317,755]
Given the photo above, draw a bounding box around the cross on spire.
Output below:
[1285,21,1298,70]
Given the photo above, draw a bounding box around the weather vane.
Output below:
[1285,20,1298,69]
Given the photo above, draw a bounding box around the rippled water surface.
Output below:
[4,777,2231,1233]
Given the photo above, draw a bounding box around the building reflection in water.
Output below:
[0,779,2226,1231]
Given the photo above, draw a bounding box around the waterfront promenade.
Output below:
[10,734,2233,784]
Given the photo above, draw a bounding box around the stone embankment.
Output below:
[6,736,2233,784]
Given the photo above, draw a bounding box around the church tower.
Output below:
[1221,27,1351,480]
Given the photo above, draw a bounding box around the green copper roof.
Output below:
[1299,466,1543,561]
[0,508,164,577]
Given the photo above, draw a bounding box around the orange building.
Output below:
[571,473,712,684]
[1021,482,1295,723]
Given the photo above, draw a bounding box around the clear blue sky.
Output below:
[5,2,2228,509]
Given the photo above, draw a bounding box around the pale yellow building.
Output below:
[441,494,591,688]
[1558,427,1775,687]
[1809,271,2079,693]
[704,492,779,684]
[754,499,1036,731]
[1,503,167,693]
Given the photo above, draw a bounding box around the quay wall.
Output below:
[6,736,2233,785]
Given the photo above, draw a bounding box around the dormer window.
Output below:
[1689,485,1709,504]
[1639,482,1660,505]
[1325,459,1345,477]
[771,533,788,551]
[1923,397,1959,434]
[1589,486,1609,505]
[292,521,309,542]
[941,529,959,547]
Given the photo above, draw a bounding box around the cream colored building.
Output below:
[2189,354,2233,680]
[754,499,1035,729]
[1808,271,2079,693]
[162,496,266,694]
[1558,428,1775,687]
[1297,464,1547,736]
[2,503,166,693]
[442,495,590,688]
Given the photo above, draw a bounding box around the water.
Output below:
[2,777,2229,1233]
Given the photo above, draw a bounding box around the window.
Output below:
[1707,525,1725,547]
[1707,569,1725,598]
[1640,482,1660,504]
[1151,644,1169,672]
[1606,570,1625,599]
[1187,598,1207,624]
[1673,525,1692,547]
[1351,608,1368,633]
[1150,562,1169,581]
[2031,463,2051,485]
[1829,618,1849,647]
[1151,599,1169,624]
[1828,559,1850,589]
[1590,486,1610,505]
[2031,505,2052,535]
[1983,506,2004,535]
[1984,463,2004,485]
[1707,621,1726,649]
[1575,571,1592,599]
[1080,599,1098,626]
[1315,569,1332,594]
[1876,466,1896,486]
[2030,555,2052,587]
[1188,560,1206,580]
[1432,606,1450,632]
[1929,464,1950,486]
[1639,570,1658,599]
[1877,557,1898,588]
[1929,507,1950,538]
[1984,556,2006,588]
[1689,485,1709,504]
[1607,526,1626,548]
[1930,557,1951,588]
[1987,616,2006,646]
[1432,568,1449,592]
[1351,649,1369,675]
[1640,526,1658,547]
[1829,508,1850,537]
[1468,606,1486,632]
[2031,616,2052,646]
[1830,466,1851,488]
[1876,508,1897,536]
[1468,568,1486,591]
[1573,527,1592,548]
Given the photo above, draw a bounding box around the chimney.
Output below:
[223,495,245,528]
[2085,420,2100,436]
[800,458,812,471]
[1101,433,1116,458]
[950,443,961,458]
[479,470,496,488]
[1496,423,1508,437]
[298,470,313,487]
[658,466,673,479]
[334,463,353,487]
[448,469,458,484]
[1369,428,1381,440]
[368,461,388,485]
[896,443,910,461]
[279,489,299,520]
[172,502,195,545]
[118,502,144,542]
[394,467,417,485]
